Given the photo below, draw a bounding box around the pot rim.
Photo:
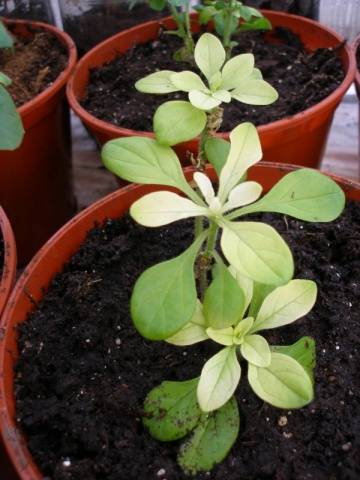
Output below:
[3,18,77,119]
[1,163,360,479]
[0,207,17,319]
[66,10,355,140]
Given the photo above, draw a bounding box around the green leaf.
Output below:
[272,336,316,382]
[204,137,230,177]
[203,263,245,329]
[101,136,198,202]
[220,220,294,286]
[218,122,262,201]
[130,191,207,227]
[231,79,278,105]
[0,72,11,87]
[229,169,346,222]
[248,282,275,318]
[198,5,217,24]
[143,378,201,441]
[251,279,317,333]
[135,70,179,94]
[178,396,239,475]
[154,100,207,146]
[0,22,14,49]
[229,266,253,318]
[248,352,314,408]
[170,71,207,92]
[166,300,209,346]
[131,232,207,340]
[149,0,167,10]
[240,334,271,367]
[233,317,254,344]
[194,33,226,82]
[221,54,254,91]
[238,17,272,32]
[0,86,24,150]
[197,346,240,412]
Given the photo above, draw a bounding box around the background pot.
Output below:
[353,34,360,98]
[67,11,355,169]
[0,206,16,319]
[0,19,77,266]
[0,163,360,479]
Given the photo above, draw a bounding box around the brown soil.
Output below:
[62,3,167,57]
[82,28,344,132]
[15,202,360,480]
[0,29,67,107]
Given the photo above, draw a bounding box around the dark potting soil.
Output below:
[15,202,360,480]
[0,29,67,107]
[63,3,166,57]
[82,27,344,132]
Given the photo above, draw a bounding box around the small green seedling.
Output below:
[136,32,277,166]
[0,20,14,49]
[147,0,195,62]
[197,0,271,58]
[102,31,345,476]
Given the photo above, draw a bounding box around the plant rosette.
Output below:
[67,10,355,168]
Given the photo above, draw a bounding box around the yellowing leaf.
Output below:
[135,70,179,93]
[166,300,208,346]
[229,266,254,318]
[220,221,294,286]
[170,71,207,92]
[194,33,226,82]
[223,181,262,212]
[130,191,207,227]
[240,334,271,367]
[193,172,215,205]
[197,347,240,412]
[221,53,255,90]
[251,279,317,333]
[189,90,222,110]
[248,352,314,408]
[218,123,262,201]
[231,79,278,105]
[206,327,234,346]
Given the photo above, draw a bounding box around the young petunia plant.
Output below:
[102,30,345,474]
[135,32,277,164]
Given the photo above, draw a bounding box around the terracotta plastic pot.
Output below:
[0,207,17,319]
[67,11,355,168]
[0,163,360,479]
[0,19,77,266]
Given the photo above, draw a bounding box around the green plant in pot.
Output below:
[101,32,345,475]
[0,20,24,150]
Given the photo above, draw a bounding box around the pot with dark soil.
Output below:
[67,10,355,168]
[0,19,77,265]
[59,0,167,57]
[0,205,16,318]
[0,160,359,479]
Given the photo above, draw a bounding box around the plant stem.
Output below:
[223,1,234,60]
[199,221,219,300]
[194,216,204,239]
[184,1,195,56]
[197,106,224,170]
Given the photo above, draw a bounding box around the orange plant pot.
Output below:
[0,163,360,479]
[0,206,16,319]
[67,11,355,168]
[0,20,77,266]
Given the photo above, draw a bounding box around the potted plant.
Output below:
[0,17,77,265]
[67,7,355,168]
[1,33,359,478]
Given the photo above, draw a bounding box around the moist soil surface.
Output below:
[15,202,360,480]
[82,27,344,132]
[63,4,166,57]
[0,28,67,107]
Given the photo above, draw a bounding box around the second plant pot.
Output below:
[0,206,16,319]
[0,19,77,266]
[67,11,355,168]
